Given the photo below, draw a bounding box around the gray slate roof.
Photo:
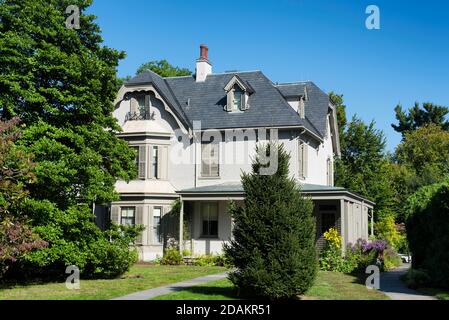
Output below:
[177,182,374,205]
[178,182,345,194]
[125,70,331,139]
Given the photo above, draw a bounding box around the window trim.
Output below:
[152,206,162,244]
[120,206,136,226]
[200,141,220,178]
[200,202,219,238]
[151,145,159,179]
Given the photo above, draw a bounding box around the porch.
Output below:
[177,182,375,255]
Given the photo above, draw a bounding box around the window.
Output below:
[153,207,162,244]
[321,212,335,234]
[121,207,135,226]
[298,140,308,179]
[327,158,333,186]
[201,202,218,237]
[232,85,244,111]
[201,142,219,177]
[151,146,158,179]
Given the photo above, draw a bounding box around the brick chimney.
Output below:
[195,44,212,82]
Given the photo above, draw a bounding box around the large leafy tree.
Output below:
[392,102,449,137]
[136,59,192,77]
[335,116,395,220]
[395,124,449,189]
[118,59,192,87]
[0,0,139,277]
[224,144,317,299]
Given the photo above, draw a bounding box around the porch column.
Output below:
[340,199,346,254]
[179,197,184,252]
[370,209,374,237]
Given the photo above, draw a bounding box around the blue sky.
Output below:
[88,0,449,151]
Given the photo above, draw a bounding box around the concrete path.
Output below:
[112,272,229,300]
[380,263,436,300]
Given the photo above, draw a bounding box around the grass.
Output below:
[0,265,225,300]
[153,271,389,300]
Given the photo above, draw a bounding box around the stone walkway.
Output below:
[112,272,229,300]
[379,263,436,300]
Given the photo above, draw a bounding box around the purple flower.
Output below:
[362,239,387,253]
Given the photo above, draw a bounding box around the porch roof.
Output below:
[177,182,375,207]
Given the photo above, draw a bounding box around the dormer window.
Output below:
[224,75,254,112]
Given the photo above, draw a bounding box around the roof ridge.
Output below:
[205,70,262,76]
[276,81,311,86]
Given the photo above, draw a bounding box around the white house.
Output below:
[106,45,374,261]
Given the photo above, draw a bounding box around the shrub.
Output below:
[402,269,431,289]
[319,228,345,272]
[225,144,317,299]
[406,179,449,288]
[193,254,216,267]
[383,247,402,271]
[161,247,183,265]
[375,216,404,251]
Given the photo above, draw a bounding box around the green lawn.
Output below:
[153,271,389,300]
[0,265,225,300]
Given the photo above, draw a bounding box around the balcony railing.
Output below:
[125,108,155,121]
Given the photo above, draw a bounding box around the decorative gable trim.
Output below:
[115,84,189,135]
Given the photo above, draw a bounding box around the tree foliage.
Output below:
[335,116,395,220]
[136,59,192,77]
[405,179,449,288]
[224,144,317,299]
[395,124,449,185]
[0,118,47,276]
[392,102,449,137]
[0,0,140,278]
[329,92,347,148]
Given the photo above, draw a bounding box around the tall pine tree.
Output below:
[224,143,317,299]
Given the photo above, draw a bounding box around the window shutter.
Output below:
[242,91,249,110]
[145,94,150,108]
[138,145,146,179]
[298,141,304,178]
[304,143,308,178]
[130,97,138,114]
[148,206,153,245]
[135,206,143,244]
[226,90,234,112]
[144,94,151,118]
[160,146,168,180]
[111,206,119,224]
